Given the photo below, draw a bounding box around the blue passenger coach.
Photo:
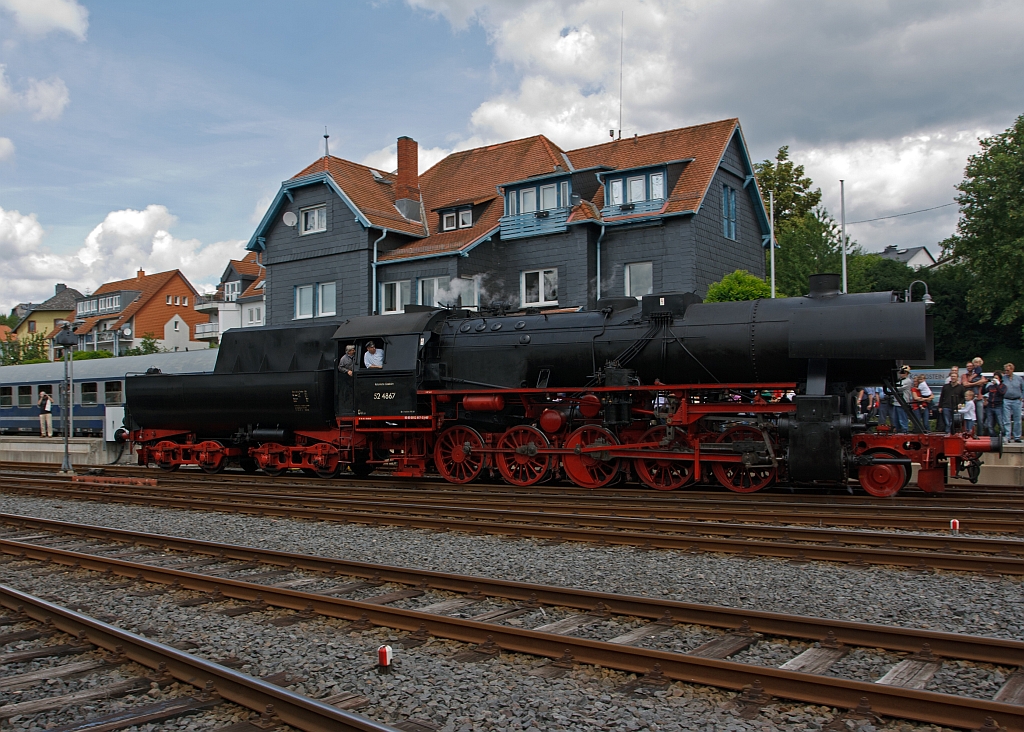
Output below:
[0,350,217,437]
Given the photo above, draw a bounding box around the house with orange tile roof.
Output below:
[194,252,265,343]
[247,119,769,324]
[73,269,210,354]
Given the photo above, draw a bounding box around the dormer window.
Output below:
[442,208,472,231]
[458,209,472,228]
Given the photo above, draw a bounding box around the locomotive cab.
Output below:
[331,310,447,420]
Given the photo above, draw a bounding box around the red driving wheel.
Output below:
[496,425,550,486]
[711,426,775,493]
[434,426,486,484]
[562,426,620,488]
[857,448,908,497]
[633,426,693,491]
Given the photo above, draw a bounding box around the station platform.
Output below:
[0,436,132,467]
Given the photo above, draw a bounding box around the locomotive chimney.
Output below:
[394,136,421,222]
[807,273,841,298]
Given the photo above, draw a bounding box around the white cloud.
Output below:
[0,137,13,160]
[0,65,70,121]
[0,0,88,40]
[0,204,246,313]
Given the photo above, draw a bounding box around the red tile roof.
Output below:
[77,270,199,334]
[291,156,427,237]
[239,276,264,300]
[568,118,740,219]
[286,118,749,262]
[0,325,13,341]
[231,252,263,278]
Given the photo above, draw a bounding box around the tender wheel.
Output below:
[562,426,620,488]
[152,441,180,472]
[195,440,226,475]
[434,426,486,483]
[857,448,908,497]
[634,426,693,491]
[712,426,775,493]
[262,465,285,477]
[496,426,550,486]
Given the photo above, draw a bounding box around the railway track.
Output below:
[2,475,1024,574]
[0,585,399,731]
[1,515,1022,731]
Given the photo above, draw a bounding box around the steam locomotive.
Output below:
[124,274,999,497]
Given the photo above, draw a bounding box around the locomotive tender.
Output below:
[125,274,998,497]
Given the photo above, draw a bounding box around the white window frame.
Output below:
[294,285,314,319]
[458,209,472,228]
[419,276,452,307]
[165,296,171,305]
[624,262,654,298]
[609,179,624,205]
[224,281,242,301]
[173,320,180,332]
[650,172,665,200]
[182,296,188,306]
[540,184,557,210]
[300,204,327,235]
[506,191,517,216]
[381,280,411,315]
[318,282,336,316]
[628,176,646,203]
[521,268,558,307]
[255,306,262,323]
[442,212,457,231]
[520,188,537,213]
[560,181,569,206]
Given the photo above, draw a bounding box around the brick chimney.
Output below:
[137,268,145,280]
[394,136,421,221]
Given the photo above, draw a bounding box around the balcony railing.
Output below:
[601,198,665,218]
[194,322,220,337]
[95,331,115,342]
[499,207,571,241]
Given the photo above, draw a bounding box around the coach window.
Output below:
[0,387,11,407]
[17,385,32,407]
[104,381,123,405]
[81,382,98,405]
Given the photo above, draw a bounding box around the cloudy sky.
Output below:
[1,0,1022,312]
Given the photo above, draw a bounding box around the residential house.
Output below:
[74,269,209,353]
[879,245,936,270]
[12,284,83,360]
[238,274,266,328]
[247,118,769,324]
[194,252,265,343]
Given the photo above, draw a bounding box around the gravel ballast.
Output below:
[2,492,1021,732]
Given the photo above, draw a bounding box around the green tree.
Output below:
[705,270,772,302]
[0,333,50,366]
[771,208,862,297]
[124,333,163,357]
[753,146,822,223]
[942,114,1024,330]
[0,310,17,329]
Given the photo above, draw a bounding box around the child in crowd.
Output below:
[959,389,977,435]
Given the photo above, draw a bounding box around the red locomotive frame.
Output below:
[131,380,995,497]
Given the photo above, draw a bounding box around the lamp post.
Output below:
[54,324,79,475]
[905,280,934,307]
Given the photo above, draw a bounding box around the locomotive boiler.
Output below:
[125,274,998,496]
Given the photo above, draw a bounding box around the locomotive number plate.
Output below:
[291,389,310,412]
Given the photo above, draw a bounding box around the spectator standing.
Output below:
[38,391,54,438]
[959,389,977,434]
[911,374,933,430]
[962,358,987,434]
[984,370,1006,436]
[1003,363,1024,442]
[892,366,912,432]
[938,367,963,434]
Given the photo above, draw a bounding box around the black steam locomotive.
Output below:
[125,274,998,496]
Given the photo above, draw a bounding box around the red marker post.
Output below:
[377,644,393,674]
[950,519,960,536]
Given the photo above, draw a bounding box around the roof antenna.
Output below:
[323,127,330,157]
[617,10,623,141]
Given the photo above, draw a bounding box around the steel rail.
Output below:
[1,514,1021,666]
[2,481,1024,573]
[1,537,1021,731]
[0,585,400,732]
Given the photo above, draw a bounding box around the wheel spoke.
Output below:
[711,426,775,493]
